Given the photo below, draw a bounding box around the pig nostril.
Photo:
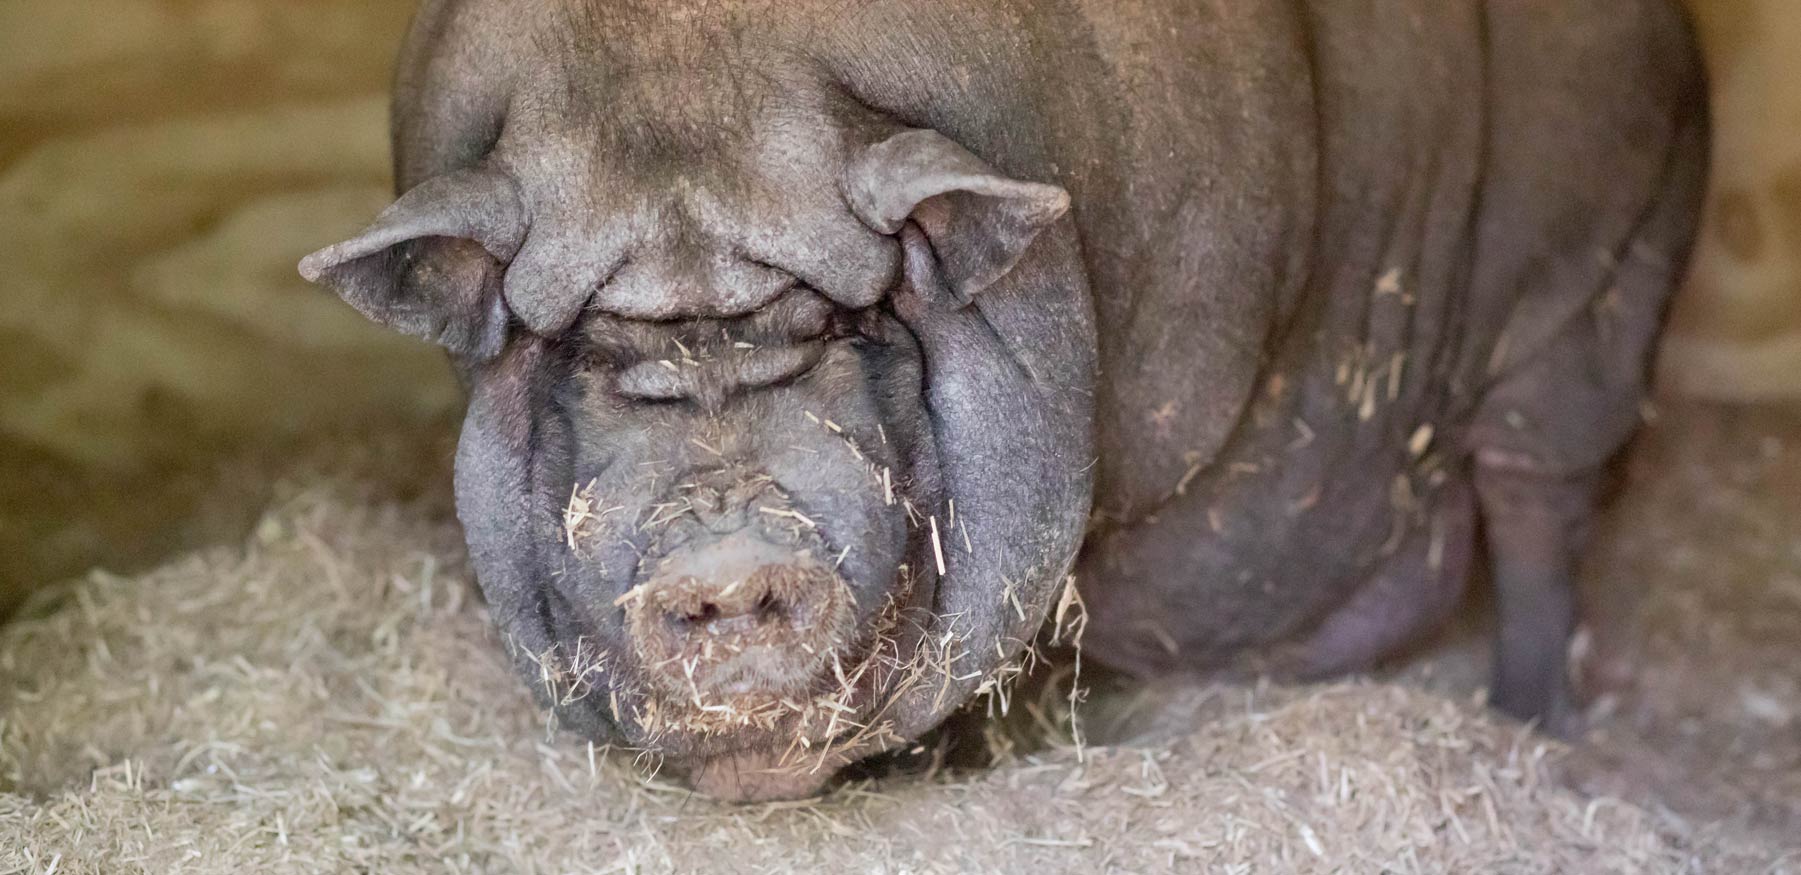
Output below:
[664,590,792,636]
[754,591,783,622]
[642,558,831,652]
[627,553,848,699]
[679,603,720,627]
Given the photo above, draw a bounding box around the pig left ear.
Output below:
[844,129,1070,299]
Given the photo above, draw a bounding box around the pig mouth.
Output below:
[527,502,963,800]
[685,746,849,802]
[642,599,931,803]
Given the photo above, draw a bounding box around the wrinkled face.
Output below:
[534,282,945,779]
[301,1,1096,801]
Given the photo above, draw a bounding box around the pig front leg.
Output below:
[1462,89,1704,736]
[1474,456,1598,736]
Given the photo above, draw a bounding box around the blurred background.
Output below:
[0,0,1797,611]
[0,0,457,610]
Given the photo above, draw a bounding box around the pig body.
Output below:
[303,0,1707,799]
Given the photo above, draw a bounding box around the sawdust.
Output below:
[1,483,1789,873]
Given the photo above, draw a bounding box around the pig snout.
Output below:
[624,530,853,698]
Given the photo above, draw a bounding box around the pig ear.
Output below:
[298,167,527,360]
[844,129,1070,299]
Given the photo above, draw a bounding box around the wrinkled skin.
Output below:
[301,0,1708,801]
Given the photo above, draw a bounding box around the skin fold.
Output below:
[301,0,1709,800]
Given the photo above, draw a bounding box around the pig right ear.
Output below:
[298,167,526,360]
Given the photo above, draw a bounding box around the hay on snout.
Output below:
[0,489,1780,874]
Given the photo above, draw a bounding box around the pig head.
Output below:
[299,1,1096,801]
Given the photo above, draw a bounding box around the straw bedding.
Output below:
[0,482,1786,874]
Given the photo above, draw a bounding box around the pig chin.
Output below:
[637,634,907,803]
[613,593,911,803]
[686,747,845,802]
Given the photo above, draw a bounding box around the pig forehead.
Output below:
[494,129,900,321]
[479,23,905,320]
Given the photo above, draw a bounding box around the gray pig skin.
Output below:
[301,0,1707,799]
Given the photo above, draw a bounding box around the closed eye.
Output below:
[611,358,691,402]
[613,342,825,402]
[736,342,825,388]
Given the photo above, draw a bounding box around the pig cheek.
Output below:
[862,332,944,587]
[547,400,676,634]
[763,392,915,615]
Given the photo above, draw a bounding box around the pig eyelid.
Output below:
[819,306,863,341]
[780,294,882,346]
[580,252,632,304]
[736,342,826,388]
[609,363,689,402]
[610,343,825,402]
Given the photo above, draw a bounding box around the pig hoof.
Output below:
[1494,680,1582,739]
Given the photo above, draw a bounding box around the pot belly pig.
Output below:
[300,0,1708,801]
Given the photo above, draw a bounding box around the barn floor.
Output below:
[0,401,1798,872]
[1394,400,1801,858]
[1563,402,1801,853]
